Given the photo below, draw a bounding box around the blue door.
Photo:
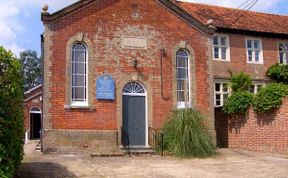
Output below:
[122,82,146,147]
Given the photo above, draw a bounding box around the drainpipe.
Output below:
[160,49,169,101]
[40,34,44,152]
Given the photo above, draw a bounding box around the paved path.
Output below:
[16,142,288,178]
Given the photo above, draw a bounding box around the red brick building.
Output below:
[41,0,288,153]
[23,85,42,143]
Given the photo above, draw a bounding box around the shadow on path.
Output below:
[15,162,77,178]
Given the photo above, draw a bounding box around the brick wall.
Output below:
[216,98,288,154]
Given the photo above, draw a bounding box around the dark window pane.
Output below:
[213,36,218,45]
[255,51,260,62]
[177,80,186,91]
[214,47,219,58]
[72,63,85,74]
[254,40,259,49]
[220,36,226,46]
[248,50,253,62]
[177,91,185,102]
[72,75,85,86]
[215,83,220,92]
[221,47,226,59]
[223,83,228,92]
[216,94,221,100]
[247,40,252,48]
[250,85,255,93]
[72,87,85,101]
[177,68,188,79]
[73,51,85,62]
[177,57,188,68]
[280,53,284,64]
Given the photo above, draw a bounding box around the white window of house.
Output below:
[246,38,263,64]
[279,42,288,64]
[214,82,229,107]
[213,35,230,61]
[250,83,265,94]
[176,49,191,109]
[71,43,88,106]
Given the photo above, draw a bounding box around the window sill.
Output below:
[247,61,264,64]
[64,105,95,111]
[213,59,230,62]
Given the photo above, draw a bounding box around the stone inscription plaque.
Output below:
[121,36,147,50]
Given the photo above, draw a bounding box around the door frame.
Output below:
[122,82,148,147]
[30,107,42,140]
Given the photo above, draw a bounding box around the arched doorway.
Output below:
[30,107,41,140]
[122,82,147,147]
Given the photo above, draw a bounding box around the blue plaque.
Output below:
[96,75,115,100]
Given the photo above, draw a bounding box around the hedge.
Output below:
[0,47,24,178]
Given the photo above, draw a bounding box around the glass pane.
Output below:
[223,83,228,92]
[216,94,221,100]
[72,87,85,101]
[177,68,188,79]
[223,94,228,102]
[214,47,219,58]
[213,36,218,45]
[285,53,288,64]
[177,80,185,91]
[280,53,284,64]
[177,91,185,102]
[73,50,85,62]
[220,36,226,46]
[216,100,221,106]
[215,83,220,92]
[279,43,284,51]
[221,47,227,60]
[247,40,252,49]
[248,50,253,62]
[72,63,85,74]
[254,40,259,49]
[177,58,187,68]
[255,51,260,62]
[72,75,85,86]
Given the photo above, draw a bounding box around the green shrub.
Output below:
[229,71,252,92]
[0,47,24,178]
[252,83,288,113]
[223,91,254,114]
[266,63,288,83]
[163,109,216,158]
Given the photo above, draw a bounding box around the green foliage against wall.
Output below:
[0,47,24,178]
[252,83,288,113]
[223,92,254,114]
[266,63,288,83]
[163,109,215,158]
[229,71,252,92]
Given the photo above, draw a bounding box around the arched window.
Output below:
[71,43,88,106]
[176,50,190,108]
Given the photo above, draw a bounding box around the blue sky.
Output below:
[0,0,287,57]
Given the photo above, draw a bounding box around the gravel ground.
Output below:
[16,141,288,178]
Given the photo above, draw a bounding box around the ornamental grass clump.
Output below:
[163,109,216,158]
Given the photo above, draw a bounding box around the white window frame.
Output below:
[212,34,230,61]
[176,49,191,109]
[278,42,288,65]
[214,81,230,107]
[71,43,89,107]
[246,37,263,64]
[250,82,265,94]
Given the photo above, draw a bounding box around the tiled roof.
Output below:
[175,1,288,35]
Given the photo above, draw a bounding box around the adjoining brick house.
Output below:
[41,0,288,153]
[23,85,42,143]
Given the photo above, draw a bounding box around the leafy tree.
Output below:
[20,50,42,90]
[0,47,24,178]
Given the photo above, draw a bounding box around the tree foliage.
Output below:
[229,71,252,92]
[0,47,24,178]
[252,83,288,113]
[266,63,288,83]
[223,91,254,114]
[163,109,215,158]
[20,50,42,90]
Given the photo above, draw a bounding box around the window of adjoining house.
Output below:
[214,82,229,107]
[246,38,263,64]
[71,43,88,106]
[250,83,264,94]
[279,42,288,64]
[213,35,230,61]
[176,49,191,109]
